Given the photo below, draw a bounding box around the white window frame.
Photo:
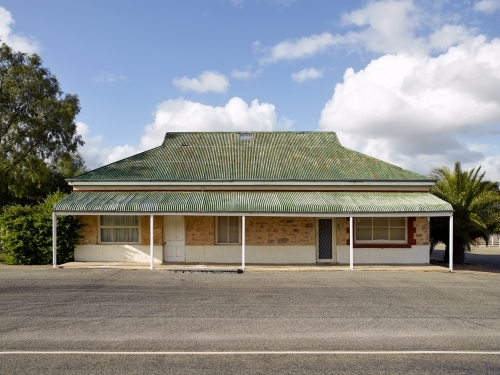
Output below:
[354,217,407,244]
[99,215,141,244]
[215,216,241,245]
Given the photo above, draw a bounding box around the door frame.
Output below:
[316,217,337,263]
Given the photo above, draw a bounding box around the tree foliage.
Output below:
[0,192,83,265]
[0,43,84,207]
[430,162,500,264]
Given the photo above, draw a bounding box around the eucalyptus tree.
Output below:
[0,43,84,207]
[430,162,500,264]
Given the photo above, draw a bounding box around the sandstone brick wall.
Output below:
[336,217,350,246]
[185,216,215,246]
[245,217,315,246]
[76,215,98,245]
[185,216,315,246]
[75,215,162,245]
[140,216,163,246]
[413,216,429,245]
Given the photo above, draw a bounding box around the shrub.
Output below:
[0,192,83,265]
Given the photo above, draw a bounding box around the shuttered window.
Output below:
[216,216,241,244]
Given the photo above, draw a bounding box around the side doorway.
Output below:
[317,218,336,263]
[163,216,185,262]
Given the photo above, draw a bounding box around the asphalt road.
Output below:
[1,267,500,374]
[433,246,500,270]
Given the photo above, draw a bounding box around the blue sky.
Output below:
[2,0,500,179]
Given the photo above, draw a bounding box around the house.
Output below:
[52,132,454,270]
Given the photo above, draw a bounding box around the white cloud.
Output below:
[474,0,500,13]
[259,33,341,64]
[78,98,292,168]
[291,67,323,83]
[319,36,500,179]
[93,71,127,83]
[173,71,229,93]
[140,97,292,150]
[231,69,252,80]
[0,6,39,53]
[76,122,137,168]
[340,0,424,54]
[258,0,474,63]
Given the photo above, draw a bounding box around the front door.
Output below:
[163,216,185,262]
[317,218,336,263]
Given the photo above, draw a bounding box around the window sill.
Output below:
[353,243,412,248]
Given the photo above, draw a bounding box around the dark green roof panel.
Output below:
[72,132,431,182]
[54,191,452,214]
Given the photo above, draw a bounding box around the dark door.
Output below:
[318,219,333,260]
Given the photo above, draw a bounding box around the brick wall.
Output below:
[76,215,98,245]
[140,216,163,246]
[185,216,315,246]
[336,217,350,246]
[75,215,162,245]
[413,217,429,245]
[246,217,315,246]
[185,216,215,246]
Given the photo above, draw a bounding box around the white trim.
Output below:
[56,211,454,217]
[150,215,154,271]
[68,181,436,187]
[449,215,453,272]
[242,216,245,271]
[52,212,57,268]
[2,350,500,355]
[349,217,353,271]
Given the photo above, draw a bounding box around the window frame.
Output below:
[354,217,407,244]
[215,216,242,245]
[99,215,141,244]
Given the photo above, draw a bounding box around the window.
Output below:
[355,217,406,243]
[216,216,241,244]
[100,215,139,243]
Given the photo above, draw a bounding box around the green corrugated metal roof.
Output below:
[71,132,432,182]
[54,191,452,214]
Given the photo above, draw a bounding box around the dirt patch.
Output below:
[431,258,500,275]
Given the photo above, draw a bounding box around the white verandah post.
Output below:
[150,215,154,271]
[449,215,453,272]
[349,216,354,271]
[52,212,57,268]
[242,215,246,271]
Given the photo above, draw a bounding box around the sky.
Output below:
[1,0,500,180]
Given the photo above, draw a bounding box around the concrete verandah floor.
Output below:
[57,262,449,272]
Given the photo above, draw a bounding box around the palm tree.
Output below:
[430,162,500,265]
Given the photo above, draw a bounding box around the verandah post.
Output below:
[150,214,154,271]
[349,216,353,271]
[52,212,57,268]
[449,215,453,272]
[242,215,246,271]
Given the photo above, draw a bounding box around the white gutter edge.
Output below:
[53,211,453,217]
[67,181,435,187]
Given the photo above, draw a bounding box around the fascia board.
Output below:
[68,180,436,187]
[54,211,453,217]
